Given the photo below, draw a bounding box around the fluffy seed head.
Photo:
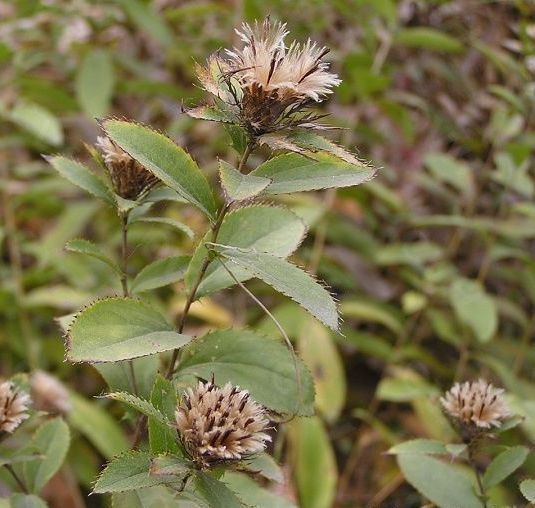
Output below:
[0,381,31,434]
[440,379,510,432]
[31,370,71,415]
[175,379,271,467]
[197,18,340,135]
[95,136,159,200]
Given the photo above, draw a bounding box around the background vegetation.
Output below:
[1,0,535,506]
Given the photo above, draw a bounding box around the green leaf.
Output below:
[285,131,370,167]
[131,256,189,294]
[239,453,283,483]
[340,299,404,335]
[76,49,115,118]
[210,244,339,331]
[377,377,438,402]
[9,495,48,508]
[96,356,158,400]
[131,217,194,238]
[219,160,271,201]
[45,156,115,205]
[187,205,306,298]
[424,153,474,195]
[103,119,215,218]
[520,479,535,502]
[23,418,70,493]
[223,472,296,508]
[449,278,498,342]
[387,439,447,455]
[298,317,345,422]
[375,241,443,266]
[192,472,243,508]
[288,416,337,508]
[397,454,483,508]
[10,101,63,145]
[105,392,170,427]
[395,28,464,53]
[251,153,375,194]
[94,451,187,494]
[482,446,529,489]
[65,239,121,274]
[67,297,192,362]
[149,376,181,455]
[118,0,174,48]
[175,329,315,416]
[112,486,179,507]
[187,105,236,123]
[67,391,128,459]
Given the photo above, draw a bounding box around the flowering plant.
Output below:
[43,18,376,506]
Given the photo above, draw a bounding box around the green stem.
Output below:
[468,446,487,508]
[164,142,255,380]
[120,211,139,397]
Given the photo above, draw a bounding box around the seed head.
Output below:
[95,136,159,200]
[440,379,510,434]
[0,381,31,434]
[195,18,340,135]
[31,370,71,415]
[175,379,271,468]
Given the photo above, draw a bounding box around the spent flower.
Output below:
[192,18,340,136]
[440,379,510,435]
[0,381,31,434]
[176,379,271,468]
[95,136,159,200]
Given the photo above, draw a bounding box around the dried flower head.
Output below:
[175,379,271,467]
[0,381,31,434]
[440,379,510,432]
[31,370,71,415]
[194,18,340,136]
[95,136,159,200]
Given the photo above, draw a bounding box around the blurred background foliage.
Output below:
[1,0,535,506]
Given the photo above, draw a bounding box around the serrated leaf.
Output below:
[175,329,315,416]
[131,217,194,238]
[251,152,375,194]
[192,472,243,508]
[94,451,187,494]
[149,456,191,477]
[397,454,483,508]
[23,418,70,493]
[10,101,63,145]
[45,156,115,204]
[239,453,283,483]
[520,479,535,502]
[449,278,498,342]
[67,391,128,459]
[103,119,216,218]
[482,446,529,489]
[187,205,306,298]
[112,486,179,507]
[219,160,271,201]
[67,297,193,362]
[209,244,339,331]
[76,49,115,118]
[149,376,181,455]
[223,472,296,508]
[65,239,121,274]
[286,131,370,167]
[131,256,189,294]
[187,105,236,123]
[104,392,170,427]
